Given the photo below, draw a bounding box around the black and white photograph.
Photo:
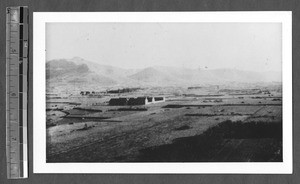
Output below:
[33,12,292,173]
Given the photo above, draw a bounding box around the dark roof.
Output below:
[128,98,146,105]
[109,98,128,105]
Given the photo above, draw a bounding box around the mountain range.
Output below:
[46,57,281,89]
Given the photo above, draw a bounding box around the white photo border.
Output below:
[33,12,292,174]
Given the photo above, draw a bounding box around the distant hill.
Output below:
[71,57,140,78]
[128,67,181,85]
[46,59,89,79]
[70,57,141,86]
[46,57,282,90]
[46,59,117,89]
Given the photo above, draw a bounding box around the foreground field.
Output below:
[46,93,282,162]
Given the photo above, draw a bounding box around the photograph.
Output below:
[33,12,292,173]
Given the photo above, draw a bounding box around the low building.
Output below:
[128,97,148,105]
[109,98,128,106]
[108,96,165,106]
[154,97,165,102]
[147,97,154,103]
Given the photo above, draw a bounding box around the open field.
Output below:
[46,86,282,162]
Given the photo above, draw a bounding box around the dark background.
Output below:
[0,0,299,183]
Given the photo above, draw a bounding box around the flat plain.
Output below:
[46,85,282,162]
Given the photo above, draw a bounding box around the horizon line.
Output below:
[46,56,282,73]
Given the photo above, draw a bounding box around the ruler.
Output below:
[6,6,28,179]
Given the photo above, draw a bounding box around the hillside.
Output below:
[128,67,184,85]
[46,57,282,91]
[46,59,117,90]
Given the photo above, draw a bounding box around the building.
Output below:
[154,97,165,102]
[108,96,165,106]
[127,97,148,105]
[147,97,154,103]
[109,98,128,106]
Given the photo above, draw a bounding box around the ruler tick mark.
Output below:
[6,6,28,179]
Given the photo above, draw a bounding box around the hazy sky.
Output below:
[46,23,282,72]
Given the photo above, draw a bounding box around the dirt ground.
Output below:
[46,93,282,162]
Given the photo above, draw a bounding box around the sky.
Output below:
[46,23,282,72]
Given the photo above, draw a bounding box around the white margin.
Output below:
[33,12,293,174]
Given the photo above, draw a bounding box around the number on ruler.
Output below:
[10,48,17,54]
[10,9,18,22]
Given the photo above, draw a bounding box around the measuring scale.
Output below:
[6,6,28,179]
